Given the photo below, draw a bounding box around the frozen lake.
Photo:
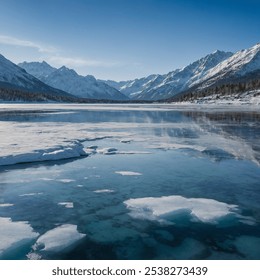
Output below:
[0,104,260,260]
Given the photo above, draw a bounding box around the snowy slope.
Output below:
[135,50,233,100]
[18,61,56,80]
[0,54,71,98]
[104,50,233,100]
[106,74,164,98]
[197,43,260,89]
[103,74,165,98]
[20,62,128,100]
[108,44,260,101]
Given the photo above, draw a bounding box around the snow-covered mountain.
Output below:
[194,43,260,90]
[104,74,164,99]
[104,50,233,100]
[0,53,72,99]
[19,62,128,100]
[19,61,56,80]
[107,43,260,101]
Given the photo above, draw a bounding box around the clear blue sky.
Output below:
[0,0,259,81]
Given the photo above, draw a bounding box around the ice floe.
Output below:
[0,204,14,207]
[115,171,142,176]
[57,179,75,183]
[19,193,43,197]
[93,189,115,193]
[58,202,74,208]
[97,147,118,155]
[0,141,88,166]
[33,224,85,252]
[0,217,39,257]
[124,195,242,224]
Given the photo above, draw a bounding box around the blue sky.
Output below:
[0,0,259,81]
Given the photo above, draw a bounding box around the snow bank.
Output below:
[0,141,87,166]
[0,217,39,257]
[124,195,240,224]
[34,224,85,252]
[115,171,142,176]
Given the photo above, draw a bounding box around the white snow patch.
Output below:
[0,204,14,207]
[97,147,118,155]
[58,202,74,208]
[34,224,85,252]
[93,189,115,193]
[0,217,39,256]
[19,193,43,197]
[41,178,54,181]
[117,151,151,155]
[57,179,75,183]
[124,195,240,224]
[115,171,142,176]
[0,141,87,166]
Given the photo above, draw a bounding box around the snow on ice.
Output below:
[115,171,142,176]
[0,217,39,257]
[124,195,242,224]
[33,224,85,252]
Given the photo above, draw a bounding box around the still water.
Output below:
[0,104,259,260]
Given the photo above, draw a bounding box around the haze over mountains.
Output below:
[0,43,259,102]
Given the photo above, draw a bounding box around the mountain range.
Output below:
[18,62,128,101]
[0,54,74,101]
[103,43,260,101]
[0,43,259,102]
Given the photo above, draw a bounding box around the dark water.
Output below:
[0,105,260,260]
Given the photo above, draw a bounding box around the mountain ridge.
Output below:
[19,61,128,101]
[0,54,73,99]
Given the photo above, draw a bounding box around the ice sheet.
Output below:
[1,104,259,166]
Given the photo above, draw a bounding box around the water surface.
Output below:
[0,104,259,260]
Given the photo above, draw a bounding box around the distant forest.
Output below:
[1,76,260,104]
[0,87,82,102]
[169,75,260,102]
